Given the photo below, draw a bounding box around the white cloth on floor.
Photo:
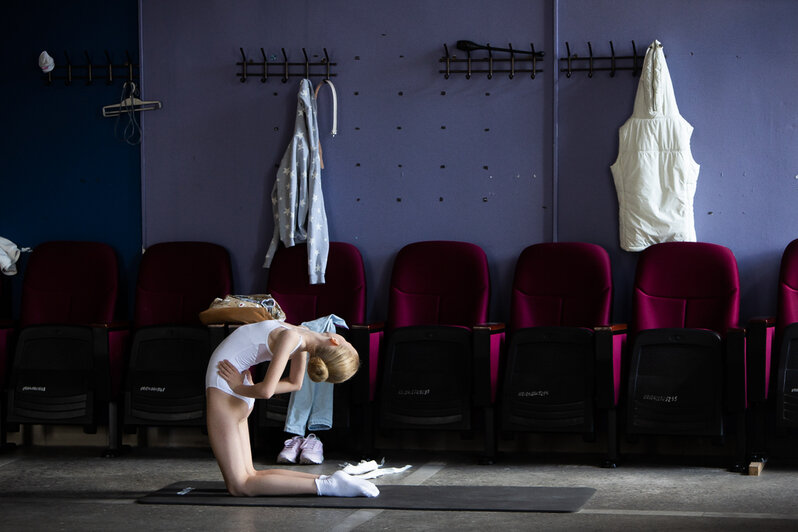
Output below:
[354,465,412,480]
[342,459,383,475]
[341,459,412,479]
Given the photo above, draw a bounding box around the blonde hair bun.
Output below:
[307,356,329,383]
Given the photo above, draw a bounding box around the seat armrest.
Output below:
[86,325,112,402]
[474,322,505,332]
[596,324,628,333]
[725,327,748,411]
[349,322,385,403]
[746,317,775,403]
[105,323,131,401]
[593,323,628,408]
[351,322,385,332]
[473,322,506,406]
[0,321,15,386]
[595,323,627,408]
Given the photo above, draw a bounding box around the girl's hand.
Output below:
[217,359,249,391]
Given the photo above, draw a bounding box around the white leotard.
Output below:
[205,320,303,408]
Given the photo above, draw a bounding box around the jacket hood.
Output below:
[632,40,680,118]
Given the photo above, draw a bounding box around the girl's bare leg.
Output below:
[233,405,319,479]
[236,406,257,477]
[206,388,319,496]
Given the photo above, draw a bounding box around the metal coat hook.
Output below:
[487,44,493,79]
[84,51,93,84]
[64,51,72,85]
[610,41,616,77]
[559,40,644,78]
[438,40,545,80]
[105,50,114,84]
[508,43,515,79]
[323,48,331,80]
[443,43,451,79]
[125,50,134,82]
[239,48,248,82]
[565,41,573,78]
[236,47,337,83]
[42,49,139,86]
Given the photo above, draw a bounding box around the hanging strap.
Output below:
[314,79,338,169]
[314,79,338,136]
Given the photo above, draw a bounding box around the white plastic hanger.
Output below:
[102,82,162,117]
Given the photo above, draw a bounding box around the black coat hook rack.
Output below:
[237,48,336,83]
[42,50,139,85]
[559,41,642,78]
[439,40,545,80]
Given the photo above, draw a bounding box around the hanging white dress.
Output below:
[610,40,700,252]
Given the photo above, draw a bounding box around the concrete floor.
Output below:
[1,437,798,532]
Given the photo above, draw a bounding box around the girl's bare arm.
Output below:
[220,328,307,399]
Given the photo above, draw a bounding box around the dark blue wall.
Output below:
[0,1,141,316]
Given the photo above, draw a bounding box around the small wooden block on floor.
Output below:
[748,461,765,476]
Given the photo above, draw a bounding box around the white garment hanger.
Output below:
[314,79,338,169]
[314,79,338,137]
[102,82,162,117]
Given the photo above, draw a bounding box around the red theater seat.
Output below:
[256,242,375,449]
[5,241,125,455]
[500,242,624,466]
[626,242,747,470]
[377,241,503,460]
[124,242,232,431]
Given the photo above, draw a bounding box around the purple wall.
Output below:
[557,0,798,321]
[140,0,798,324]
[140,0,551,321]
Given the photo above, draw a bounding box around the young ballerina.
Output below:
[205,319,379,498]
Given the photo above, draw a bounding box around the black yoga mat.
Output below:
[139,481,595,513]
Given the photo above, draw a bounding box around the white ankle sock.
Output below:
[315,471,379,497]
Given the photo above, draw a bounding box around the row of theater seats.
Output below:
[0,242,233,456]
[0,239,796,469]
